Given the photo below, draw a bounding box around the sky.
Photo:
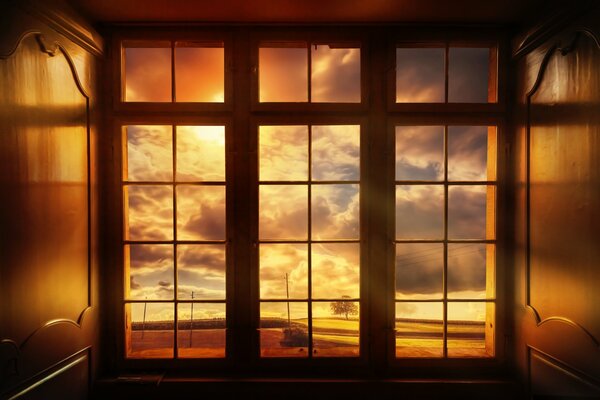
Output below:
[122,44,494,324]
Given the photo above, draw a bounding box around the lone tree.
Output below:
[330,296,358,320]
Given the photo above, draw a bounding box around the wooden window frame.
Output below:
[103,25,508,377]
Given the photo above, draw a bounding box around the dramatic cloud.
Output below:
[126,244,173,300]
[448,47,490,103]
[311,46,360,103]
[260,244,308,299]
[396,48,445,103]
[177,185,226,240]
[448,126,489,181]
[259,185,307,240]
[176,126,225,181]
[396,126,444,181]
[259,47,307,102]
[125,47,171,102]
[126,125,173,182]
[312,125,360,181]
[395,243,443,299]
[447,244,488,298]
[177,245,226,300]
[175,46,224,102]
[259,126,308,181]
[396,185,443,239]
[126,185,173,240]
[312,184,359,240]
[448,185,489,239]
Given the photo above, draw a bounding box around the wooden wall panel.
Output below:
[0,2,102,398]
[511,7,600,398]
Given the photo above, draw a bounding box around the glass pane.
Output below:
[176,185,226,240]
[448,243,490,299]
[176,126,225,182]
[312,125,360,181]
[259,185,307,240]
[448,126,493,181]
[395,243,443,300]
[395,126,444,181]
[448,185,495,240]
[259,46,308,102]
[448,47,490,103]
[177,303,225,358]
[124,125,172,182]
[312,243,359,299]
[396,185,444,239]
[312,45,360,103]
[396,302,443,358]
[396,48,445,103]
[177,245,226,300]
[312,301,359,357]
[260,302,308,357]
[447,302,494,357]
[260,244,308,300]
[124,185,173,241]
[175,44,224,102]
[124,46,171,102]
[125,302,174,358]
[125,245,174,300]
[312,184,359,240]
[259,126,308,181]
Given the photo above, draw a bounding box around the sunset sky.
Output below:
[122,44,494,327]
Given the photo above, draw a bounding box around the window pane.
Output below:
[177,303,226,358]
[312,301,359,357]
[448,243,491,299]
[395,126,444,181]
[312,125,360,181]
[124,185,173,241]
[312,243,359,299]
[396,48,445,103]
[259,125,308,181]
[176,126,225,182]
[176,185,226,240]
[259,185,308,240]
[311,45,360,103]
[395,243,443,300]
[175,43,224,102]
[125,302,174,358]
[448,47,490,103]
[396,185,444,239]
[312,184,359,240]
[260,302,308,357]
[447,302,494,357]
[177,245,226,300]
[448,126,495,181]
[125,245,174,300]
[124,46,171,102]
[124,125,172,182]
[448,185,495,240]
[396,302,443,358]
[260,244,308,300]
[259,46,308,102]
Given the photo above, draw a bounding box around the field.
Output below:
[127,318,491,358]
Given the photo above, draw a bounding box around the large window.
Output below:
[112,28,502,371]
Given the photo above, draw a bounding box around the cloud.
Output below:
[177,185,226,240]
[176,126,225,181]
[448,126,489,181]
[259,126,308,181]
[259,47,307,102]
[312,125,360,181]
[396,185,443,239]
[177,245,226,300]
[259,185,307,239]
[448,48,489,103]
[311,46,360,103]
[396,126,444,181]
[448,186,488,239]
[158,280,171,287]
[260,244,308,299]
[312,184,359,240]
[447,244,487,297]
[312,243,359,299]
[126,185,173,240]
[396,48,445,103]
[175,47,224,102]
[395,243,443,298]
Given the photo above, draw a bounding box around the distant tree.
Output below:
[330,296,358,320]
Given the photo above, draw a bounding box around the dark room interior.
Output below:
[1,0,599,399]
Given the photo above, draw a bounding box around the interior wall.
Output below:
[510,6,600,398]
[0,2,102,398]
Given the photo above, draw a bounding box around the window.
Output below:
[111,27,502,372]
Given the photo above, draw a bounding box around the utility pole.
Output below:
[141,297,147,339]
[189,291,194,348]
[285,273,291,330]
